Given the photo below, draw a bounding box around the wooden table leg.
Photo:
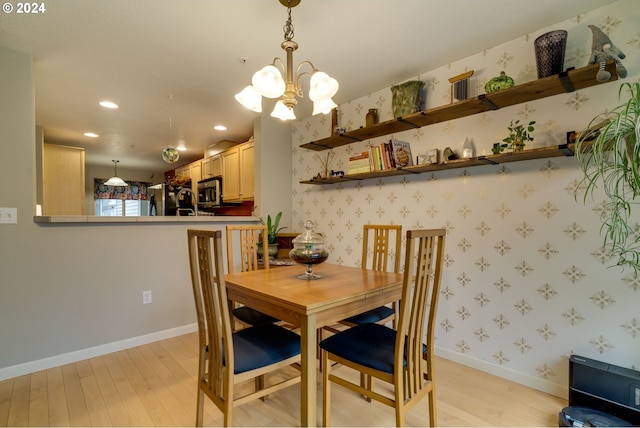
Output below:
[300,313,317,427]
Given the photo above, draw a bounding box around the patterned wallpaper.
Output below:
[289,0,639,396]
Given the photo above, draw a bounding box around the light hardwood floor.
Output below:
[0,332,567,426]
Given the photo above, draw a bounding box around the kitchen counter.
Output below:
[34,215,259,224]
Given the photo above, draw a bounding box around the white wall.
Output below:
[291,0,639,397]
[253,113,293,229]
[0,46,253,379]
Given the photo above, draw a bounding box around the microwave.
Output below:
[197,176,222,207]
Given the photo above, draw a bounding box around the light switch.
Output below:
[0,207,18,224]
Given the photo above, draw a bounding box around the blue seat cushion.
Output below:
[342,306,394,324]
[319,323,426,374]
[233,306,279,325]
[232,323,300,374]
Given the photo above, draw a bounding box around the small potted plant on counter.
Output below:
[258,211,287,259]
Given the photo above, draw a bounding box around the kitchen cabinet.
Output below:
[43,144,85,215]
[190,161,202,182]
[239,142,254,199]
[175,165,190,181]
[222,140,254,201]
[175,159,202,183]
[190,160,201,195]
[201,154,221,179]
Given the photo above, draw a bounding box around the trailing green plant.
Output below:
[576,81,640,276]
[260,211,286,244]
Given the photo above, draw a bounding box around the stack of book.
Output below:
[348,151,371,174]
[369,139,413,171]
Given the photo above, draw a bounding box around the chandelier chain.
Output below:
[283,1,294,42]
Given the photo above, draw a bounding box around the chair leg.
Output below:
[395,386,405,427]
[322,350,331,427]
[196,386,204,426]
[318,328,323,372]
[428,388,436,427]
[223,401,233,427]
[359,373,372,402]
[256,375,268,401]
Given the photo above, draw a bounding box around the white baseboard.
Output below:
[435,346,568,399]
[0,323,198,381]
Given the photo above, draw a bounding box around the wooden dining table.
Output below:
[224,263,403,427]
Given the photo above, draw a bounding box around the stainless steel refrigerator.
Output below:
[148,183,195,216]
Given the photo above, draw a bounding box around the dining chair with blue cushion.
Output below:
[339,224,402,327]
[226,224,279,327]
[187,229,301,426]
[320,228,446,427]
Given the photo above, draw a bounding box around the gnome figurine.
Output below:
[588,25,627,82]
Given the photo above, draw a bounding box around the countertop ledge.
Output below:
[34,215,259,224]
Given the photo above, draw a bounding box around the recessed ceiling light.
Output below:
[214,125,227,131]
[176,146,187,151]
[84,132,99,138]
[99,100,119,109]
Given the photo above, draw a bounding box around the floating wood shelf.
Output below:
[300,61,618,152]
[300,143,578,185]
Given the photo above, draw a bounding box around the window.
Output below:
[93,179,151,216]
[95,199,150,216]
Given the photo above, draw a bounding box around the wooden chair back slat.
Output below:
[396,229,446,424]
[362,224,402,272]
[226,225,269,273]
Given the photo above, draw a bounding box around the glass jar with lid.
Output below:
[289,220,329,279]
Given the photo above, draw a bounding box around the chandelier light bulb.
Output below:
[234,86,263,112]
[309,71,339,102]
[271,100,296,120]
[252,65,286,98]
[312,98,338,116]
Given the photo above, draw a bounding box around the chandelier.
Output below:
[234,0,338,121]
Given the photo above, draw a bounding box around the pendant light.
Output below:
[235,0,338,121]
[162,94,180,163]
[104,160,128,187]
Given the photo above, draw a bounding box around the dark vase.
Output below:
[534,30,567,78]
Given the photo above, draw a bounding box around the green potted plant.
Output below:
[258,211,287,259]
[498,119,536,152]
[576,81,640,276]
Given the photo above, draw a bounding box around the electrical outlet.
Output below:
[0,207,17,224]
[143,290,152,304]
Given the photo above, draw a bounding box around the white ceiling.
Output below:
[0,0,617,172]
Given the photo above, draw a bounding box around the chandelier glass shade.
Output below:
[104,160,128,187]
[234,0,338,121]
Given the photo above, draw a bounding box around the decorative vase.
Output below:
[257,243,279,260]
[391,80,424,118]
[485,71,514,93]
[366,108,379,127]
[267,243,279,259]
[534,30,567,78]
[513,137,525,151]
